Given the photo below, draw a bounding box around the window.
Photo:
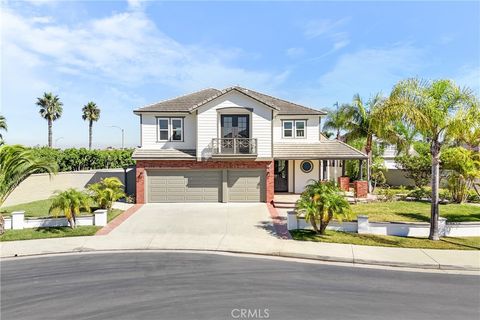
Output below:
[158,118,169,141]
[157,117,183,142]
[282,120,306,138]
[295,120,305,138]
[171,118,183,141]
[300,160,313,173]
[282,121,293,138]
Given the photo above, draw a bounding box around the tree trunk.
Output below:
[429,143,441,240]
[89,120,93,150]
[310,216,320,233]
[48,119,52,147]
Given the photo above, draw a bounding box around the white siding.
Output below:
[140,113,196,149]
[273,115,321,143]
[196,91,273,159]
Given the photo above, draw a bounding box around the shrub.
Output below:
[377,187,396,202]
[29,147,135,172]
[407,187,430,201]
[49,188,91,228]
[88,177,125,210]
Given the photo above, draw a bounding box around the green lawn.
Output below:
[351,201,480,222]
[0,199,125,241]
[0,226,100,241]
[291,229,480,250]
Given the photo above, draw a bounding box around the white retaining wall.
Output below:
[3,169,135,207]
[3,209,108,229]
[287,212,480,237]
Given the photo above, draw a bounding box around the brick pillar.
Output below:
[136,161,145,204]
[353,180,368,198]
[266,161,274,203]
[338,176,350,192]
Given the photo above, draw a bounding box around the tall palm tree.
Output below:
[0,145,57,233]
[323,103,350,140]
[382,78,478,240]
[36,92,63,147]
[0,115,7,143]
[342,93,384,183]
[82,102,101,150]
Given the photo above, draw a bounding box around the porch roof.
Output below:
[273,141,367,160]
[132,148,196,160]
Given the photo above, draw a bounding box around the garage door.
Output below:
[147,170,221,203]
[227,170,264,202]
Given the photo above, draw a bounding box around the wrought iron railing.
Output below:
[211,138,258,155]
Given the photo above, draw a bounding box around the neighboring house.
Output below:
[382,145,415,186]
[133,86,367,203]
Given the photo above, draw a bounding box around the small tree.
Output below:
[49,189,91,228]
[442,147,480,203]
[88,177,125,210]
[295,181,351,234]
[370,158,387,192]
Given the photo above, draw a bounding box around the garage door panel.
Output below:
[227,170,264,202]
[148,170,221,203]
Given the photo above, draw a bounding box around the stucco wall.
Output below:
[2,168,136,207]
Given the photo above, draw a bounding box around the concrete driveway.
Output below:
[107,203,281,253]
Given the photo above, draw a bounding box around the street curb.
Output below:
[2,246,479,272]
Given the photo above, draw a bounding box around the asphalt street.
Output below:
[1,252,479,320]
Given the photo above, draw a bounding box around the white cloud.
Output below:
[286,47,305,58]
[454,65,480,94]
[303,18,349,39]
[302,18,350,55]
[1,6,287,91]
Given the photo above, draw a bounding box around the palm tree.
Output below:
[88,177,125,210]
[0,145,57,233]
[381,120,419,156]
[296,180,351,234]
[342,93,384,184]
[0,115,7,143]
[82,102,101,150]
[323,103,350,140]
[36,92,63,147]
[49,189,91,228]
[382,78,478,240]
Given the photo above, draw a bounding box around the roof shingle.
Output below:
[134,86,326,115]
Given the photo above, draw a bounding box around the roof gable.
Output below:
[134,86,326,115]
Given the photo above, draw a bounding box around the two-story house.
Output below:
[133,86,367,204]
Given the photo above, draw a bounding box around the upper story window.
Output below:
[157,117,183,142]
[282,120,306,138]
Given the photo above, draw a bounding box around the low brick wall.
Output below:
[136,160,274,204]
[354,180,368,198]
[338,176,350,191]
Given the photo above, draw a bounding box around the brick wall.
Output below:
[337,176,350,192]
[353,180,368,198]
[136,160,274,204]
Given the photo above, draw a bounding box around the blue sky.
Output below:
[1,0,479,148]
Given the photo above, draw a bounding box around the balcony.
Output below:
[211,138,258,157]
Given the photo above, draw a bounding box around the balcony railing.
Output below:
[211,138,258,156]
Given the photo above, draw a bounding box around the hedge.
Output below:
[30,147,135,172]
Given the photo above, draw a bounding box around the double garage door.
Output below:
[147,170,265,203]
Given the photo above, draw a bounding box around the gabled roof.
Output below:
[134,86,326,115]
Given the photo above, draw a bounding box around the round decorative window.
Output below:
[300,160,314,173]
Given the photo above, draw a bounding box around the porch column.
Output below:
[358,160,363,180]
[325,160,330,181]
[319,160,324,180]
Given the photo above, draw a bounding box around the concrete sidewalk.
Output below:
[1,234,479,272]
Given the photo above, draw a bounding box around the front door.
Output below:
[221,115,250,153]
[274,160,288,192]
